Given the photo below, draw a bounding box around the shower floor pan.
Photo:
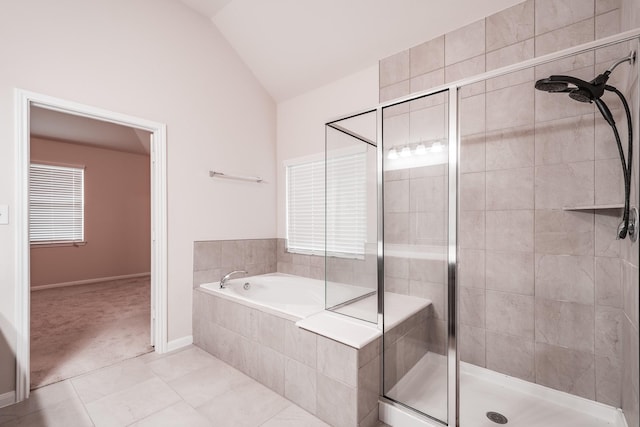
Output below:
[384,352,624,427]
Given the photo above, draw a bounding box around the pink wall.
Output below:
[29,137,151,287]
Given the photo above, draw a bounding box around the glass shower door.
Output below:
[382,89,452,424]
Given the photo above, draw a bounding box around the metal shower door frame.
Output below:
[328,27,640,427]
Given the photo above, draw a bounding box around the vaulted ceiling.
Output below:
[179,0,525,101]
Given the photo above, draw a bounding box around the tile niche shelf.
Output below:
[563,203,624,211]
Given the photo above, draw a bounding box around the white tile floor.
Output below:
[0,346,333,427]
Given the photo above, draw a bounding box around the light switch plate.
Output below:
[0,205,8,224]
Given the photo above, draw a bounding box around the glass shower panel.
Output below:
[325,110,378,324]
[382,90,450,424]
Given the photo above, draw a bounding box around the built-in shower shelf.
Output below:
[563,204,624,211]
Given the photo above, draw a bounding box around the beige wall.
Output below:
[0,0,277,395]
[276,65,379,239]
[29,137,150,287]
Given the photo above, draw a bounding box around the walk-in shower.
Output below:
[325,29,640,427]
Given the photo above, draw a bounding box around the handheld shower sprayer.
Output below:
[535,51,636,240]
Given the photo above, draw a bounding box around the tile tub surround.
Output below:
[379,0,639,417]
[193,287,381,427]
[193,239,277,288]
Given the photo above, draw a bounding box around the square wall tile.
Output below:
[194,241,222,271]
[486,210,534,252]
[317,336,358,387]
[221,240,248,270]
[486,38,534,71]
[316,373,357,427]
[380,80,411,103]
[535,298,594,353]
[486,82,534,132]
[380,50,410,88]
[410,36,445,77]
[535,0,595,36]
[486,331,535,382]
[535,254,595,304]
[486,0,534,51]
[485,126,534,170]
[410,175,446,213]
[535,209,594,256]
[409,258,446,284]
[486,167,534,210]
[410,211,447,245]
[535,114,595,165]
[486,250,534,295]
[535,18,595,56]
[410,68,445,94]
[446,55,485,98]
[535,342,595,400]
[445,19,486,66]
[486,290,534,339]
[596,8,621,39]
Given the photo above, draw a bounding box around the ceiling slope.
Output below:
[179,0,526,101]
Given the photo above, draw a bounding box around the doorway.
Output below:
[14,90,168,401]
[29,107,152,388]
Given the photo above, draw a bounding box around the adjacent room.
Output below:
[29,107,152,389]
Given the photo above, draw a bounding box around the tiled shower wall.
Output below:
[379,0,639,417]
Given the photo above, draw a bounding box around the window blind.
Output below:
[286,152,366,257]
[29,163,85,243]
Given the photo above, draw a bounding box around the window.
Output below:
[29,163,85,244]
[286,151,366,258]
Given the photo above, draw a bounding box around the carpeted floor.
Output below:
[30,277,153,389]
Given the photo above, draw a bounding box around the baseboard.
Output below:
[167,335,193,352]
[0,390,15,409]
[31,272,151,291]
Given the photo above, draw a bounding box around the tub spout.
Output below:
[220,270,248,289]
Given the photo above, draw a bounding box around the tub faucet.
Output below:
[219,270,247,289]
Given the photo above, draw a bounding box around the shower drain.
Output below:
[486,412,508,424]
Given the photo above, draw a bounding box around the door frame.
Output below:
[14,89,168,401]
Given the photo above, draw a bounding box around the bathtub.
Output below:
[200,272,375,320]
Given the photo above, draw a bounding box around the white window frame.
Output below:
[29,162,85,246]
